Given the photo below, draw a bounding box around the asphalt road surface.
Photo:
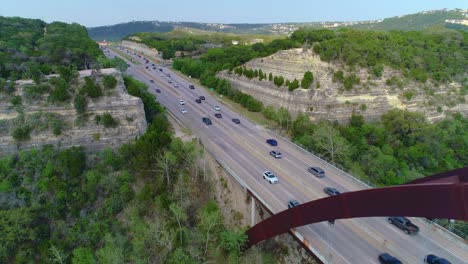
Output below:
[105,46,468,264]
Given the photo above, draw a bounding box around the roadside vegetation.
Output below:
[1,77,279,263]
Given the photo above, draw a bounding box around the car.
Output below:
[269,150,282,158]
[214,113,222,118]
[150,80,155,83]
[262,171,279,184]
[199,96,205,100]
[195,98,202,103]
[378,253,402,264]
[202,117,212,125]
[232,118,240,124]
[155,89,161,93]
[168,79,172,83]
[152,63,155,66]
[159,68,163,71]
[307,167,325,178]
[180,108,187,114]
[323,187,341,196]
[213,105,221,111]
[266,139,278,146]
[178,100,185,105]
[425,254,451,264]
[145,66,149,69]
[288,200,300,208]
[189,84,195,89]
[152,67,157,70]
[174,83,179,88]
[166,73,171,77]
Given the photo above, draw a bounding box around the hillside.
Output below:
[219,48,467,123]
[0,17,102,80]
[349,9,467,31]
[87,9,467,41]
[0,69,147,156]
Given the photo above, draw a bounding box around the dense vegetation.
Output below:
[0,77,265,263]
[291,28,468,83]
[0,17,104,81]
[0,16,127,84]
[350,9,466,31]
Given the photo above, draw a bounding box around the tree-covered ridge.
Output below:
[0,77,265,263]
[350,9,466,31]
[0,17,102,80]
[291,28,468,83]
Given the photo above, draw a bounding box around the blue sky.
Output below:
[1,0,466,27]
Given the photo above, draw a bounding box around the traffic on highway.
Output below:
[103,46,466,264]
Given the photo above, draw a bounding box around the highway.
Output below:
[105,46,468,264]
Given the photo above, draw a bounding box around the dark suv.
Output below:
[202,117,212,125]
[308,167,325,178]
[425,254,451,264]
[378,253,402,264]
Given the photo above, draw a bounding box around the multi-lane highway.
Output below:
[105,46,467,264]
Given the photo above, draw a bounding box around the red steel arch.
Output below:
[245,166,468,248]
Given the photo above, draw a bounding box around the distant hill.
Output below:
[87,21,273,41]
[87,9,468,41]
[349,9,467,31]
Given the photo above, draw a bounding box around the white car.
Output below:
[174,83,179,88]
[179,99,185,105]
[263,171,279,184]
[180,108,187,114]
[213,105,221,111]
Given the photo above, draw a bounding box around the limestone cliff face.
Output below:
[219,48,467,123]
[0,68,147,156]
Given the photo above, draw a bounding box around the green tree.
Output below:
[313,122,351,163]
[72,247,96,264]
[81,77,102,98]
[301,71,314,88]
[74,94,87,114]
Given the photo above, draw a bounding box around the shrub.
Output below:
[102,75,117,89]
[12,125,31,141]
[82,77,102,98]
[101,112,117,128]
[74,94,87,114]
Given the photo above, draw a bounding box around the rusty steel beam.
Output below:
[245,166,468,248]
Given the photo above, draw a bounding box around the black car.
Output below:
[199,96,205,100]
[195,98,202,103]
[202,117,212,125]
[214,113,222,118]
[425,254,451,264]
[232,118,240,124]
[155,89,161,93]
[189,84,195,89]
[150,80,154,83]
[308,167,325,178]
[288,200,300,209]
[378,253,402,264]
[323,187,341,196]
[266,139,278,146]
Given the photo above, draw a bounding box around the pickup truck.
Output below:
[388,216,419,234]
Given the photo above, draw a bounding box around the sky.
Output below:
[1,0,466,27]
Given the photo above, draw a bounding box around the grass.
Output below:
[170,70,277,128]
[108,46,141,65]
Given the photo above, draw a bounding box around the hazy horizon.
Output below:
[1,0,466,28]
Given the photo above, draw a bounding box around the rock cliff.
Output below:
[0,68,147,156]
[219,48,467,123]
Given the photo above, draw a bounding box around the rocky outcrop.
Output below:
[219,48,467,123]
[0,68,147,156]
